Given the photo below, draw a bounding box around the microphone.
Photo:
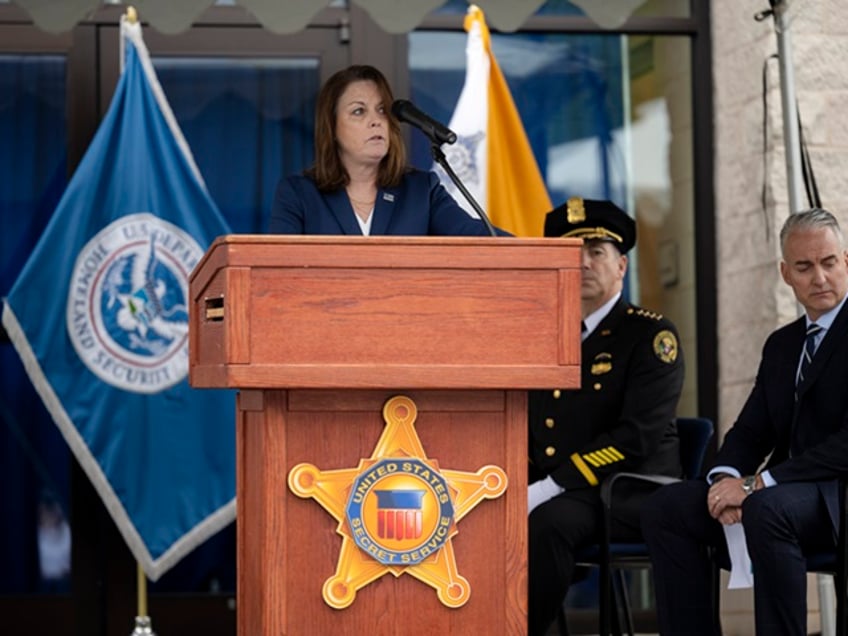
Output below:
[391,99,457,146]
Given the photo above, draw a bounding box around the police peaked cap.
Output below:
[544,197,636,254]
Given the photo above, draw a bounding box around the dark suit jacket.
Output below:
[269,169,507,236]
[713,297,848,533]
[529,298,685,495]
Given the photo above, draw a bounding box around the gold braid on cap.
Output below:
[562,226,624,244]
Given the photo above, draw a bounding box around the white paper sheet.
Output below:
[723,522,754,588]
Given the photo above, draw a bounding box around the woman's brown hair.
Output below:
[305,65,407,191]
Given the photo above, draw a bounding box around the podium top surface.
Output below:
[189,234,582,390]
[191,234,581,286]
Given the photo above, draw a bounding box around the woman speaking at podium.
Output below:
[269,64,506,237]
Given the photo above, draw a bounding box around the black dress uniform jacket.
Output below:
[527,297,685,636]
[529,298,685,492]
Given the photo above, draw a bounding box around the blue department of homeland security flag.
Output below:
[1,17,235,580]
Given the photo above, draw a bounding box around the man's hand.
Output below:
[707,476,748,523]
[716,507,742,524]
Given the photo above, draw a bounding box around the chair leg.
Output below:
[612,570,635,636]
[598,563,612,636]
[556,603,568,636]
[835,570,847,636]
[819,573,837,636]
[598,565,630,636]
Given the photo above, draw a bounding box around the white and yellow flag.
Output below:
[437,4,552,237]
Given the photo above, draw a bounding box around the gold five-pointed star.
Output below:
[288,394,508,609]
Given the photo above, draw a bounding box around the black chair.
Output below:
[806,479,848,636]
[557,416,715,636]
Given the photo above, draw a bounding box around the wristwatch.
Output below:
[741,475,757,496]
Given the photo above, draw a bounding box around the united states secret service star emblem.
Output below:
[287,395,508,609]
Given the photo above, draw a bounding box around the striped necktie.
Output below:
[797,323,823,386]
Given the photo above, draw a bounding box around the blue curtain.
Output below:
[155,59,318,234]
[0,54,71,595]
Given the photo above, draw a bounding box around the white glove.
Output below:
[528,475,565,515]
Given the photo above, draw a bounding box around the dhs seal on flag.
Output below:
[66,212,203,394]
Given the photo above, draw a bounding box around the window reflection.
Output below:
[37,491,71,592]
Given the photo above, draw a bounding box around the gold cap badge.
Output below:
[566,197,585,223]
[544,198,636,253]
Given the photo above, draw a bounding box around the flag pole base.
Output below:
[130,616,157,636]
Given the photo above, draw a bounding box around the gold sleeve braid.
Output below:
[570,452,599,486]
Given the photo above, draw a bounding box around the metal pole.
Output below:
[772,0,805,214]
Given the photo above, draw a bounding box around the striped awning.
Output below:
[10,0,646,34]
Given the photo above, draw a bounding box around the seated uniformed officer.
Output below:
[527,197,685,636]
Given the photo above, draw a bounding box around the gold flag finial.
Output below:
[125,6,138,24]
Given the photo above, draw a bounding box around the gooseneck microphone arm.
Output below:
[391,99,457,146]
[391,98,497,237]
[430,143,497,238]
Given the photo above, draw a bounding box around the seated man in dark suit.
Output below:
[642,207,848,635]
[528,197,685,635]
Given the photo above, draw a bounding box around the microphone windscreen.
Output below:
[391,99,410,119]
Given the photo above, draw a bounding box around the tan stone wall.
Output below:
[711,0,848,632]
[712,0,784,441]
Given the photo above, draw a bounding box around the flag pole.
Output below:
[130,562,156,635]
[137,562,148,618]
[120,6,138,75]
[123,6,157,635]
[121,10,156,633]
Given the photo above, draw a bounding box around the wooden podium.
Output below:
[189,235,581,635]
